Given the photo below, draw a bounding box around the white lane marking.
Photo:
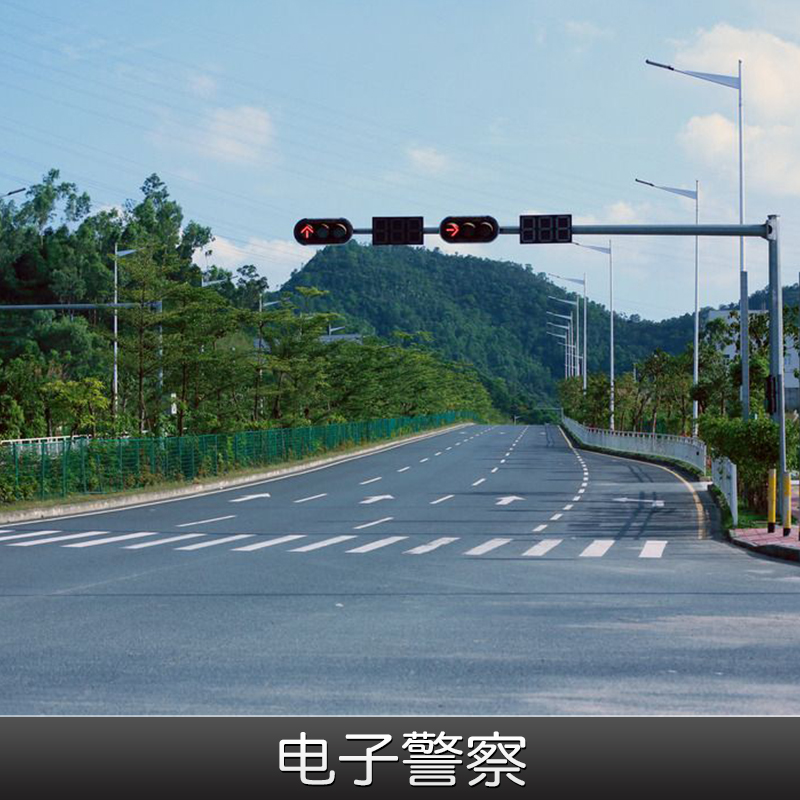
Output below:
[125,534,206,549]
[230,493,271,503]
[563,504,574,511]
[532,524,548,533]
[65,531,162,548]
[290,535,357,552]
[294,493,328,504]
[419,458,429,463]
[523,539,562,557]
[360,477,382,485]
[10,530,110,547]
[505,452,511,457]
[176,535,254,550]
[397,467,411,473]
[455,442,461,446]
[500,459,506,464]
[550,513,563,521]
[430,494,455,505]
[464,537,512,556]
[572,496,581,502]
[578,489,586,494]
[435,452,442,456]
[491,467,499,474]
[580,539,615,558]
[496,495,524,506]
[472,478,486,487]
[360,495,394,505]
[0,530,60,542]
[446,447,452,451]
[353,517,394,530]
[234,535,307,552]
[640,540,668,559]
[346,536,408,554]
[405,537,459,555]
[176,515,235,528]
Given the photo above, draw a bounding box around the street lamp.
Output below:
[575,240,614,429]
[547,312,576,377]
[636,177,701,435]
[2,187,25,198]
[550,273,587,392]
[549,295,581,380]
[546,329,570,379]
[645,56,749,420]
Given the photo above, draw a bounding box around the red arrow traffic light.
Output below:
[439,216,498,243]
[293,218,353,245]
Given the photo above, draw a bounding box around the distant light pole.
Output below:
[112,245,137,419]
[636,177,701,435]
[547,312,576,376]
[546,329,569,379]
[645,56,749,420]
[550,275,587,391]
[575,241,614,429]
[2,187,25,198]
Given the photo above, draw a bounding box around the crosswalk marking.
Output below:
[65,532,161,548]
[175,535,254,551]
[125,534,206,549]
[9,530,110,547]
[347,536,408,554]
[523,539,562,557]
[0,530,60,542]
[404,537,459,555]
[290,535,357,553]
[639,540,668,559]
[233,535,307,552]
[580,539,615,558]
[464,538,512,556]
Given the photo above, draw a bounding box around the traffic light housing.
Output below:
[439,216,499,243]
[372,216,424,246]
[520,214,572,244]
[294,218,353,245]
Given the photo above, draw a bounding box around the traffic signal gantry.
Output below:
[293,214,574,246]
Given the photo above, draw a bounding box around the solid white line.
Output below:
[523,539,562,557]
[532,524,548,533]
[294,493,327,504]
[176,535,254,550]
[464,537,512,556]
[472,478,486,487]
[419,458,429,463]
[404,537,459,555]
[550,513,562,521]
[353,517,393,530]
[346,536,408,554]
[360,477,382,485]
[640,540,668,559]
[125,534,206,549]
[580,539,615,558]
[397,467,411,473]
[563,504,574,511]
[233,535,307,552]
[65,531,162,548]
[0,530,60,542]
[176,515,235,528]
[430,494,454,505]
[290,535,357,552]
[10,530,110,547]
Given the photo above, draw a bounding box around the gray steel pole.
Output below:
[609,241,615,431]
[113,242,119,420]
[583,273,588,392]
[739,60,750,423]
[693,181,700,436]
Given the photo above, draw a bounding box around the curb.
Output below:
[728,532,800,564]
[0,422,473,524]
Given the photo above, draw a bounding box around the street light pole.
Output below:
[112,245,137,421]
[549,273,588,392]
[635,177,701,435]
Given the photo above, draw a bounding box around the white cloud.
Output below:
[407,145,450,174]
[564,20,613,41]
[198,105,274,164]
[188,72,218,100]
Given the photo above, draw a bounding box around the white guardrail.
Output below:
[561,416,739,525]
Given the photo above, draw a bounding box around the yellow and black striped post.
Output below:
[768,468,777,533]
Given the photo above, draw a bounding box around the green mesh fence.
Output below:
[0,411,480,504]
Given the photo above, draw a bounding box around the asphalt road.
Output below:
[1,422,799,715]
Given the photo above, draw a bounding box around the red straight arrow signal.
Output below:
[300,224,314,239]
[445,222,459,238]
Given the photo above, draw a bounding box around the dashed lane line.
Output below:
[294,493,328,504]
[533,524,548,533]
[550,513,563,521]
[397,467,411,473]
[430,495,455,505]
[353,517,394,530]
[176,515,235,528]
[360,477,382,485]
[472,479,486,487]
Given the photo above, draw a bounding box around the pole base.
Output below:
[784,528,792,537]
[768,523,776,533]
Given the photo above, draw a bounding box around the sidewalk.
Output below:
[729,527,800,563]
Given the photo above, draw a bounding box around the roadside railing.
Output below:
[711,456,738,526]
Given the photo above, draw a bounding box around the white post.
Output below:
[693,180,700,437]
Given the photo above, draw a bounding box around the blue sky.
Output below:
[2,0,800,320]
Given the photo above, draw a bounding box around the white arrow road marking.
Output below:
[496,496,524,506]
[639,540,668,558]
[405,537,459,555]
[580,539,615,557]
[613,498,665,507]
[523,539,562,557]
[354,517,394,530]
[230,493,271,503]
[176,515,235,528]
[430,495,454,505]
[234,535,307,552]
[65,531,162,548]
[294,493,327,504]
[360,477,382,485]
[176,535,254,550]
[126,534,206,549]
[290,535,357,552]
[347,536,408,553]
[360,495,394,505]
[464,537,513,556]
[10,530,110,547]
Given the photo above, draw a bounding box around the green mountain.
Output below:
[281,243,696,409]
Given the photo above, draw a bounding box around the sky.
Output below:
[2,0,800,321]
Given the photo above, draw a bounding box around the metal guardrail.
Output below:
[561,415,708,474]
[711,456,738,526]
